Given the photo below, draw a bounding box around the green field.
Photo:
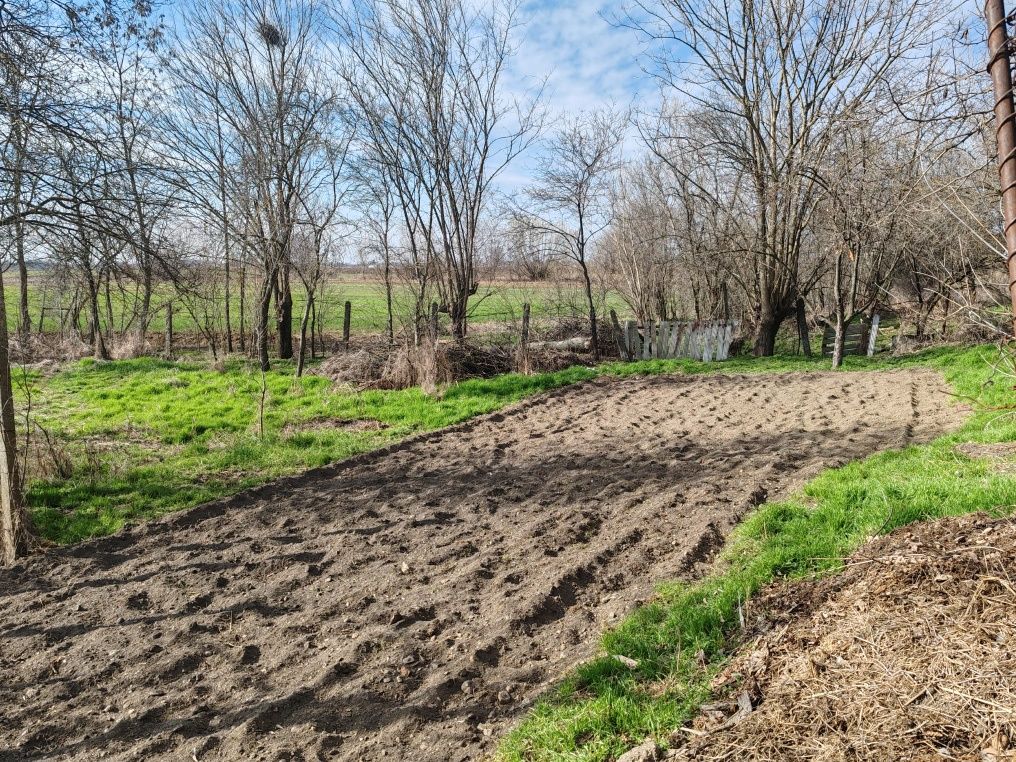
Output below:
[9,276,628,337]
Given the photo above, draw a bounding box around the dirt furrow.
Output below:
[0,370,964,761]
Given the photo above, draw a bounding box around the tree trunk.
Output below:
[238,260,247,353]
[831,314,845,369]
[11,120,31,347]
[136,267,152,349]
[256,273,273,372]
[384,256,394,345]
[0,265,30,567]
[103,272,114,342]
[88,280,109,361]
[224,250,233,354]
[296,294,312,377]
[164,302,173,360]
[450,293,468,342]
[310,300,317,360]
[795,297,812,357]
[14,215,30,346]
[580,262,599,361]
[276,266,293,360]
[753,308,781,357]
[831,252,846,369]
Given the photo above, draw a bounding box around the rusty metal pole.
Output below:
[986,0,1016,339]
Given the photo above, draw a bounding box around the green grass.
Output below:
[10,277,628,335]
[23,357,605,544]
[498,345,1016,761]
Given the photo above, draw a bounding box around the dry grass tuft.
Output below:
[108,334,150,360]
[314,346,390,388]
[675,513,1016,761]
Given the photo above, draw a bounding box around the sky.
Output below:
[512,0,650,114]
[498,0,655,190]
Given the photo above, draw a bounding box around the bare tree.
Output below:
[632,0,959,355]
[0,0,158,564]
[354,163,399,344]
[169,0,339,371]
[294,142,352,376]
[333,0,540,342]
[518,110,625,359]
[92,11,172,352]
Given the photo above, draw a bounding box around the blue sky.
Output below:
[512,0,650,113]
[498,0,653,189]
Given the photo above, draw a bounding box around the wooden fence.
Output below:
[617,319,739,362]
[820,314,880,358]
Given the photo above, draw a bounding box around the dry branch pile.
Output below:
[310,338,590,390]
[676,513,1016,761]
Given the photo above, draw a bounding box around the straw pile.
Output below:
[674,513,1016,761]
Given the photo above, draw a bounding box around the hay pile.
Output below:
[675,513,1016,761]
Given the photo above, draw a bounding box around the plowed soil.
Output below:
[0,370,964,761]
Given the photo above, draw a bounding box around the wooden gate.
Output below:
[821,314,880,358]
[619,320,739,362]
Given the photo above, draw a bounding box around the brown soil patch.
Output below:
[0,369,962,761]
[282,417,390,436]
[675,512,1016,762]
[956,442,1016,474]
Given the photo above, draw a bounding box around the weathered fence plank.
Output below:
[821,315,879,358]
[866,314,881,356]
[619,319,738,362]
[624,320,638,361]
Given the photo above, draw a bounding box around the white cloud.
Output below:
[496,0,655,193]
[509,0,652,115]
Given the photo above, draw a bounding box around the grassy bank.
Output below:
[498,346,1016,760]
[24,358,601,543]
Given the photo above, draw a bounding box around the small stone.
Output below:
[616,740,660,762]
[400,561,410,574]
[613,654,639,670]
[241,645,261,665]
[460,680,474,694]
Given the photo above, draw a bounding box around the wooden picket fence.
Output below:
[618,319,739,362]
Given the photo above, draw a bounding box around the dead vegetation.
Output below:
[309,334,594,390]
[674,513,1016,761]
